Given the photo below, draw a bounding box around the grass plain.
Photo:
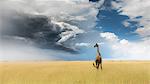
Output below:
[0,61,149,84]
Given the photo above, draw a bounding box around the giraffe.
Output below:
[93,43,102,70]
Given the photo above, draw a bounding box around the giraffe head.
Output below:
[94,43,99,48]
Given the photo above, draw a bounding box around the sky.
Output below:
[0,0,150,61]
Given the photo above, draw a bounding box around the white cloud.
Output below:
[0,1,95,27]
[136,26,150,37]
[100,32,119,42]
[112,0,150,38]
[100,32,150,60]
[122,20,131,27]
[52,21,84,44]
[119,39,129,45]
[75,42,104,47]
[0,0,100,26]
[112,40,150,60]
[75,43,90,47]
[0,39,78,61]
[0,42,56,61]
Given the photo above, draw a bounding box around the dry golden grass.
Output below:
[0,61,149,84]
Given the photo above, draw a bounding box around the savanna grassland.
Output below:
[0,61,149,84]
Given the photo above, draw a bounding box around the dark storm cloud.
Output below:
[1,13,78,53]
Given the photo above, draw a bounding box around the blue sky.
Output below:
[0,0,150,60]
[96,9,139,40]
[71,0,150,60]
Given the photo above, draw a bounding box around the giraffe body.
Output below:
[93,43,102,70]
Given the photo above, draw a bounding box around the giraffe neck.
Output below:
[96,46,101,57]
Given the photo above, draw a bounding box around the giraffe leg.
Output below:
[100,63,102,70]
[95,60,100,69]
[96,60,98,68]
[97,63,99,69]
[93,60,97,68]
